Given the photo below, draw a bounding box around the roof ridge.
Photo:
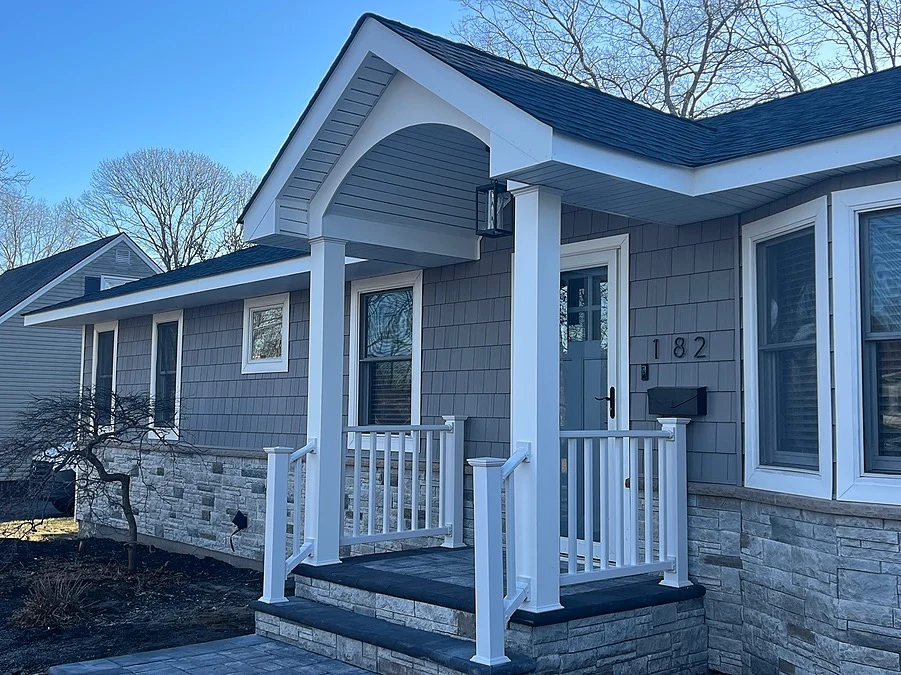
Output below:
[365,13,716,133]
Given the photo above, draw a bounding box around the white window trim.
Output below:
[91,320,118,430]
[241,293,290,374]
[149,310,184,440]
[741,197,833,499]
[100,274,138,290]
[833,180,901,504]
[348,271,423,431]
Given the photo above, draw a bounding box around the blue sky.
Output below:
[1,1,463,204]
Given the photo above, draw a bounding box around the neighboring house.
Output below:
[0,235,159,480]
[24,13,901,675]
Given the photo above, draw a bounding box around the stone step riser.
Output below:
[295,575,476,641]
[256,611,463,675]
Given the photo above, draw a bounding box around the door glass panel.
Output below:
[560,265,610,543]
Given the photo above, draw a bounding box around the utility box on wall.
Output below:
[647,387,707,417]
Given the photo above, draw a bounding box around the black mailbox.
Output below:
[647,387,707,417]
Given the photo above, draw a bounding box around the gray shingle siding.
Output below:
[0,240,155,439]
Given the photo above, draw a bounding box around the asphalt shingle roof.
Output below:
[0,235,121,319]
[29,245,309,316]
[374,15,901,167]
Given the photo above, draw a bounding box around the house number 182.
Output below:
[652,336,707,359]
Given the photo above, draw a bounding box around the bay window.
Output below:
[835,182,901,503]
[742,198,832,498]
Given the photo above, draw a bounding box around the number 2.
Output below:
[694,336,707,358]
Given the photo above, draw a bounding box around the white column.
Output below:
[260,445,292,603]
[509,185,563,612]
[441,415,467,548]
[658,417,692,588]
[468,457,509,666]
[304,237,346,566]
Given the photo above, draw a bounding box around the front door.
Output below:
[558,237,629,562]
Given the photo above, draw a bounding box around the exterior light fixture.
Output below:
[475,181,514,237]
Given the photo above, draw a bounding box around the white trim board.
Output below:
[740,197,833,499]
[347,270,423,428]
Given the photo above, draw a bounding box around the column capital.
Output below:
[308,235,348,246]
[508,183,563,198]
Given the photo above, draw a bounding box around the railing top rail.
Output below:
[559,429,674,439]
[502,446,530,481]
[289,439,317,463]
[344,424,453,433]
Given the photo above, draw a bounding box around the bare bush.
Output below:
[12,572,93,628]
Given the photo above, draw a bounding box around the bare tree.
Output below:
[69,149,258,271]
[0,150,83,271]
[0,193,82,271]
[220,171,260,255]
[455,0,900,118]
[0,390,198,571]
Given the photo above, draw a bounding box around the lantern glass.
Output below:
[475,182,514,237]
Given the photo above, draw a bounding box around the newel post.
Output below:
[658,418,691,588]
[260,446,293,604]
[468,457,509,666]
[442,416,467,548]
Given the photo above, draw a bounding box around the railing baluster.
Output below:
[599,437,608,570]
[644,438,653,565]
[566,438,577,574]
[368,432,376,536]
[614,437,624,567]
[397,432,406,532]
[659,438,665,563]
[412,430,420,531]
[505,473,516,598]
[353,432,362,538]
[426,432,434,529]
[629,437,639,566]
[583,438,594,573]
[438,431,446,529]
[293,452,302,556]
[383,433,391,534]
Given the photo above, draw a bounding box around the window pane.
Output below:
[758,231,816,346]
[567,312,588,342]
[363,361,412,425]
[96,331,115,427]
[757,230,818,469]
[364,289,413,358]
[155,321,178,427]
[567,277,587,308]
[864,212,901,334]
[251,307,283,360]
[864,340,901,473]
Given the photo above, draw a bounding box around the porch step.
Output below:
[252,596,536,675]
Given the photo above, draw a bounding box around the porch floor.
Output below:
[294,546,704,626]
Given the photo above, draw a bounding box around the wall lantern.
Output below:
[475,181,514,237]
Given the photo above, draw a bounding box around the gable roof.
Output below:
[374,15,901,167]
[28,244,309,316]
[0,235,123,320]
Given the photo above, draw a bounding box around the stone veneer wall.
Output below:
[690,485,901,675]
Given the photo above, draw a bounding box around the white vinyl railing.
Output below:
[260,439,317,604]
[342,416,465,548]
[468,442,531,667]
[559,418,689,588]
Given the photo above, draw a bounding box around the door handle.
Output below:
[595,386,616,419]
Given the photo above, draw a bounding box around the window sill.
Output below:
[838,473,901,506]
[149,427,179,442]
[745,465,831,500]
[241,358,289,375]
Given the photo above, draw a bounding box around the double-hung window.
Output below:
[150,311,183,437]
[242,294,290,374]
[92,321,118,429]
[349,272,422,427]
[742,198,832,498]
[834,181,901,503]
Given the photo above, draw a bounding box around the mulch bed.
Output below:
[0,532,263,675]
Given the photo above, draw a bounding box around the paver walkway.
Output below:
[48,634,369,675]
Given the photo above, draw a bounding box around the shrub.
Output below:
[13,572,92,627]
